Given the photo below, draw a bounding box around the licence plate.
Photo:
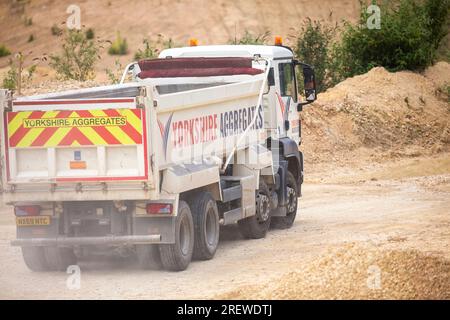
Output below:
[16,216,51,226]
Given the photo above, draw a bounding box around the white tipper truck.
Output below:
[0,44,317,271]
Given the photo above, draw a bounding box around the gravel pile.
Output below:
[20,80,108,97]
[301,62,450,164]
[217,243,450,299]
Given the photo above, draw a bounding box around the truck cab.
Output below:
[155,44,315,143]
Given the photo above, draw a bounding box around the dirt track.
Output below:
[0,155,448,299]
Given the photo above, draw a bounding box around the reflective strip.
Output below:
[7,109,144,147]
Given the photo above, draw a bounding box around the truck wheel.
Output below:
[159,201,194,271]
[21,246,49,272]
[271,171,298,229]
[238,181,271,239]
[190,192,220,260]
[136,245,162,270]
[44,247,77,271]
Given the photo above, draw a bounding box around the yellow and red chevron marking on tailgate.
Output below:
[6,109,143,148]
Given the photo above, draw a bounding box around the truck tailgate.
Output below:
[4,98,148,183]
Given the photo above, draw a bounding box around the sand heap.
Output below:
[302,62,450,163]
[217,243,450,300]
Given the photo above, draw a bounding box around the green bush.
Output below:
[50,29,99,81]
[229,30,270,45]
[0,44,11,57]
[2,55,22,93]
[293,19,335,92]
[423,0,450,51]
[134,39,158,60]
[160,36,176,49]
[85,28,95,40]
[51,24,63,36]
[331,0,450,81]
[108,32,128,55]
[134,35,178,61]
[1,53,36,93]
[2,63,17,91]
[105,59,123,84]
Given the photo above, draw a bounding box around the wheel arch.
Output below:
[278,138,303,192]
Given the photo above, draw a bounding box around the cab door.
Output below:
[275,61,300,144]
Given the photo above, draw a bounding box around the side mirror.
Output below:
[302,65,316,102]
[263,67,275,94]
[294,61,317,111]
[267,68,275,87]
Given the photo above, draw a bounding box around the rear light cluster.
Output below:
[14,205,41,216]
[146,203,173,215]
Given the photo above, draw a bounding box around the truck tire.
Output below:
[21,246,49,272]
[238,181,271,239]
[190,192,220,260]
[271,171,298,229]
[44,247,77,271]
[159,201,194,271]
[136,245,162,270]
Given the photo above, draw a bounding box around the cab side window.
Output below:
[278,63,297,102]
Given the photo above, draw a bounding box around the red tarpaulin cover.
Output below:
[137,57,264,78]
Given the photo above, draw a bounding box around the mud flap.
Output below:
[132,216,177,244]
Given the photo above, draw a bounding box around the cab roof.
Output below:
[159,45,294,60]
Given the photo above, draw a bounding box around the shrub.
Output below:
[423,0,450,51]
[50,29,99,81]
[134,39,158,60]
[160,36,176,49]
[105,59,123,84]
[28,34,34,42]
[445,85,450,103]
[156,34,178,50]
[436,44,450,63]
[24,16,32,26]
[85,28,95,40]
[229,30,270,45]
[293,19,335,92]
[331,0,450,81]
[0,44,11,57]
[26,64,36,82]
[134,35,178,61]
[1,53,37,94]
[51,24,63,36]
[2,63,17,91]
[108,32,128,55]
